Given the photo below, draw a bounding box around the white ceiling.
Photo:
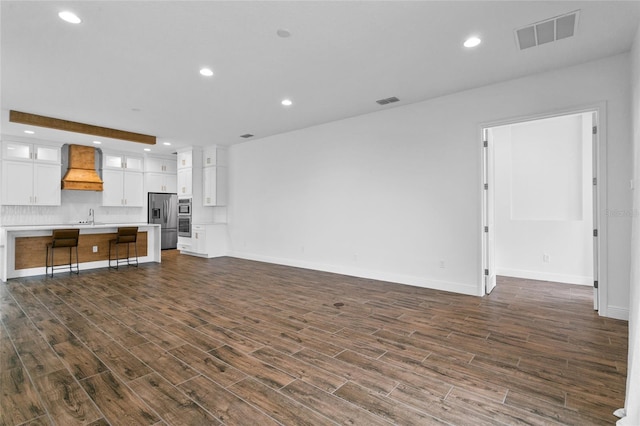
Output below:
[2,1,639,155]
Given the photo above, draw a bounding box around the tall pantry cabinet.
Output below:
[176,145,228,258]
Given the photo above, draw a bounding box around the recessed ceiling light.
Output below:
[144,148,151,152]
[58,11,82,24]
[163,142,171,146]
[24,130,35,134]
[92,140,101,144]
[200,68,214,77]
[277,28,291,38]
[464,36,482,48]
[281,99,293,106]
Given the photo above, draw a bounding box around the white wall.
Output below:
[618,22,640,426]
[229,53,632,317]
[493,113,593,285]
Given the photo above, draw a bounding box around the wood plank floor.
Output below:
[1,251,628,425]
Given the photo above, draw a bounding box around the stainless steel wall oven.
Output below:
[178,216,191,237]
[177,198,192,237]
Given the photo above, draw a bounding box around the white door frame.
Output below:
[479,102,607,315]
[483,127,497,294]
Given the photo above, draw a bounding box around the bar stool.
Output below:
[109,227,139,269]
[45,229,80,277]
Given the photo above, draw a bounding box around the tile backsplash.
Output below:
[0,190,146,226]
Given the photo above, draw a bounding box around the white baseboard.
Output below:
[605,305,629,321]
[496,268,593,286]
[228,251,480,296]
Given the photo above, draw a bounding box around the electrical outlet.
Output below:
[543,253,550,263]
[92,246,98,253]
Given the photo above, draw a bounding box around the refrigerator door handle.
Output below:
[164,199,168,222]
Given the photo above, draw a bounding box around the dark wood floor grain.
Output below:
[0,251,628,425]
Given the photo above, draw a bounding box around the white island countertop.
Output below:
[1,222,154,231]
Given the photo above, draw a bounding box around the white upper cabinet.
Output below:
[177,168,192,196]
[177,151,192,169]
[145,172,177,193]
[123,172,144,206]
[203,166,227,206]
[203,146,228,167]
[1,141,61,206]
[1,161,61,206]
[103,152,143,171]
[145,156,177,174]
[102,151,144,206]
[3,141,60,164]
[101,169,124,206]
[145,155,177,193]
[202,146,227,207]
[102,169,144,207]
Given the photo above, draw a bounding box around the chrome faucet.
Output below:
[88,208,95,225]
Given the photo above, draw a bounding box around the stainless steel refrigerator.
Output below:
[148,192,178,249]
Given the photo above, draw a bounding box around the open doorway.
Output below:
[482,109,601,311]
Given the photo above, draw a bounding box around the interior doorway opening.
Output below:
[482,109,600,311]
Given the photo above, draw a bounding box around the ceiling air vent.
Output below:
[240,133,254,139]
[376,96,400,105]
[515,10,579,50]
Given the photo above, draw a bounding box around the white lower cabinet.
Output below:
[192,225,207,255]
[180,224,227,258]
[103,170,144,206]
[1,161,61,205]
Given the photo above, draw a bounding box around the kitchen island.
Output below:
[0,223,161,282]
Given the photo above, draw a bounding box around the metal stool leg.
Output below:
[72,245,79,275]
[46,245,51,277]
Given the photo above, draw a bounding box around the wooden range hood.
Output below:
[61,145,103,191]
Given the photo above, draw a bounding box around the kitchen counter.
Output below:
[1,223,161,282]
[1,222,152,231]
